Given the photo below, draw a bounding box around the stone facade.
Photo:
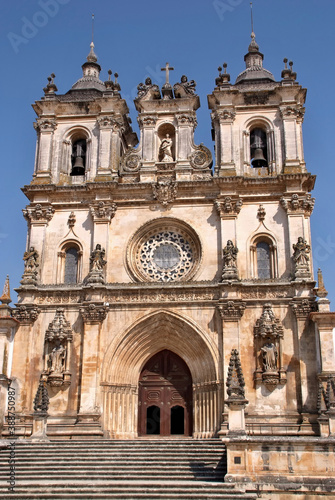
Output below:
[1,34,335,496]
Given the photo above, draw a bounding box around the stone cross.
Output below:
[161,62,174,85]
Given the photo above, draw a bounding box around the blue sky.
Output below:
[1,0,335,303]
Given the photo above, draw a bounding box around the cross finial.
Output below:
[161,62,174,85]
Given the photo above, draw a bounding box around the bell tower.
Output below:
[208,32,306,177]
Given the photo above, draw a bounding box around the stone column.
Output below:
[280,194,314,279]
[0,279,20,433]
[310,309,335,437]
[290,299,316,416]
[22,204,55,284]
[215,197,243,278]
[78,303,108,426]
[217,300,246,436]
[33,118,57,183]
[96,116,114,181]
[213,109,236,175]
[280,105,305,172]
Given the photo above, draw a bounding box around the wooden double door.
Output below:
[138,350,192,436]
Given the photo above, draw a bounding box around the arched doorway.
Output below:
[138,350,192,436]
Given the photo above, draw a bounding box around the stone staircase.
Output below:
[0,439,257,499]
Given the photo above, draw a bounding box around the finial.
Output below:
[281,57,297,82]
[215,62,230,87]
[87,41,98,63]
[114,72,121,91]
[316,268,328,299]
[92,14,95,44]
[108,69,112,81]
[250,2,254,34]
[43,74,57,96]
[0,275,11,305]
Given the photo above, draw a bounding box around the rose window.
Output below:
[127,219,201,282]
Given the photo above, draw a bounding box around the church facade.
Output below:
[1,32,335,491]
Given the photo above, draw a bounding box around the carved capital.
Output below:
[280,193,315,216]
[13,305,40,324]
[215,196,243,219]
[217,301,246,321]
[34,118,57,132]
[290,299,316,319]
[97,115,114,129]
[152,180,177,207]
[176,113,197,127]
[90,201,117,223]
[138,115,157,127]
[23,204,55,224]
[280,106,305,120]
[216,109,236,123]
[80,303,109,323]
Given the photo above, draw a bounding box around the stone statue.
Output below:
[48,344,66,374]
[293,237,310,266]
[261,342,278,372]
[174,75,197,98]
[223,240,238,268]
[222,240,238,280]
[136,77,160,100]
[90,244,106,272]
[23,246,39,272]
[159,134,173,162]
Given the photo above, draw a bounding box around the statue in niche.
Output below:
[48,344,66,374]
[90,244,106,272]
[261,341,278,372]
[223,240,238,268]
[159,134,173,162]
[23,246,39,272]
[293,237,310,266]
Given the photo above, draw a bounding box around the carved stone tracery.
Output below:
[43,308,73,387]
[152,180,177,206]
[225,349,248,406]
[189,143,212,170]
[254,303,286,387]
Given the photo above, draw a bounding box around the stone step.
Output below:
[0,439,259,499]
[0,482,257,499]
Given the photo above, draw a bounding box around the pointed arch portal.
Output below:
[101,310,221,439]
[138,350,192,436]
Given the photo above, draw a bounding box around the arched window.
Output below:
[64,247,79,284]
[256,242,271,279]
[250,128,268,168]
[57,242,82,284]
[71,139,86,176]
[250,236,278,279]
